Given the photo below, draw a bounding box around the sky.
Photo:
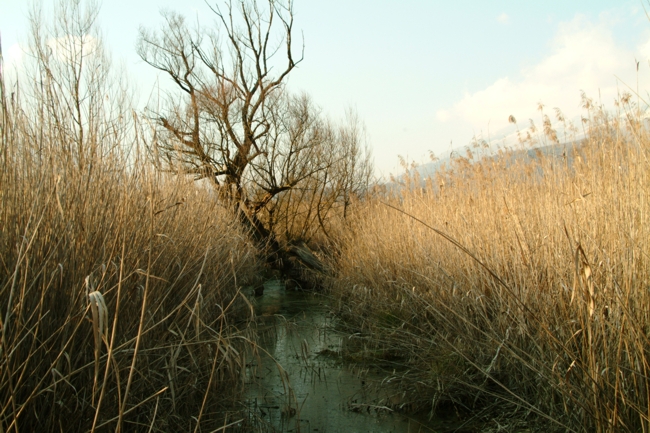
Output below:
[2,0,650,176]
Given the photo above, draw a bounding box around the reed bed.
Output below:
[0,100,261,432]
[329,98,650,431]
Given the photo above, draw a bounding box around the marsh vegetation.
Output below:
[1,0,649,432]
[329,98,650,431]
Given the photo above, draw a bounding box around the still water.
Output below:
[242,281,440,433]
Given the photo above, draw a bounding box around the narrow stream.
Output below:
[242,280,441,433]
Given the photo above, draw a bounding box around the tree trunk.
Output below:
[237,204,325,290]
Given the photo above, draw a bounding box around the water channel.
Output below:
[242,280,445,433]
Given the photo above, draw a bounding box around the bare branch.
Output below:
[139,0,372,251]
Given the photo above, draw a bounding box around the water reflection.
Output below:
[243,281,438,433]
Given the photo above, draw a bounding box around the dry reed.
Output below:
[329,95,650,432]
[0,10,262,430]
[0,120,262,431]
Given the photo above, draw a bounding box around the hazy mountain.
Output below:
[389,139,585,188]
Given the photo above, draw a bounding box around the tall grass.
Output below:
[329,96,650,431]
[0,115,262,432]
[0,114,258,431]
[0,45,261,433]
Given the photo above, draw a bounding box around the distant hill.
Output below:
[389,139,586,188]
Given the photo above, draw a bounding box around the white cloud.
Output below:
[637,35,650,61]
[440,14,648,135]
[436,109,451,122]
[1,36,102,83]
[5,43,23,65]
[497,13,509,24]
[47,35,101,62]
[2,43,24,82]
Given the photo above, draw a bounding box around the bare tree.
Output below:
[267,109,373,243]
[138,0,372,275]
[25,0,131,172]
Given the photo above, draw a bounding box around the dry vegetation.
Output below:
[137,1,372,273]
[0,2,262,431]
[329,96,650,432]
[5,1,650,432]
[0,141,260,432]
[0,0,370,430]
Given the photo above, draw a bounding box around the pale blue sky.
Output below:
[2,0,649,175]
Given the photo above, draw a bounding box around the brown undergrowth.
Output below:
[0,132,262,431]
[329,97,650,432]
[0,18,263,429]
